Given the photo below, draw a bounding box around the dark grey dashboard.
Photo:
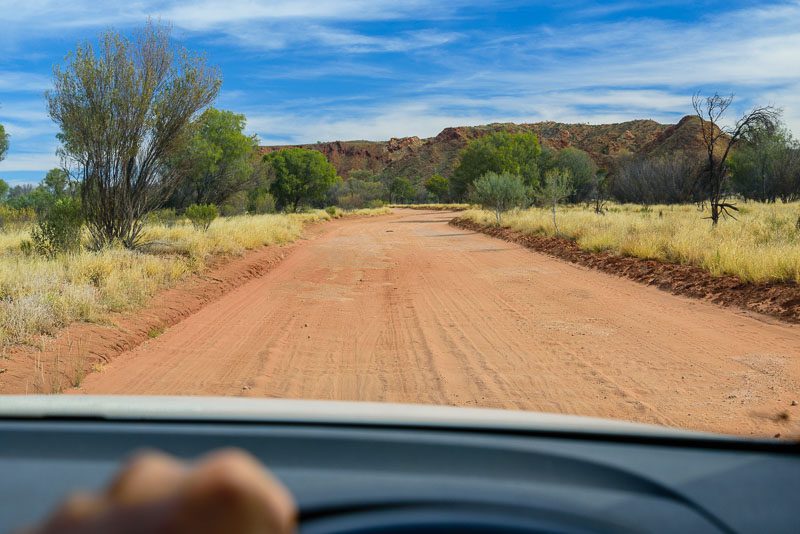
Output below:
[0,397,800,533]
[1,412,798,533]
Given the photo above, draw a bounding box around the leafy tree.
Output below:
[348,169,379,182]
[5,185,55,213]
[389,177,416,203]
[5,184,33,202]
[553,148,597,202]
[264,148,340,212]
[0,123,8,162]
[330,176,387,209]
[424,174,450,202]
[43,168,70,197]
[0,205,36,229]
[46,21,220,248]
[537,169,574,234]
[692,92,779,225]
[248,191,276,214]
[537,147,557,176]
[471,171,527,224]
[219,191,249,216]
[730,124,800,202]
[452,132,541,199]
[611,152,702,205]
[172,108,258,207]
[589,170,609,214]
[0,178,9,201]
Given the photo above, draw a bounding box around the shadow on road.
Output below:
[391,219,452,224]
[427,233,478,237]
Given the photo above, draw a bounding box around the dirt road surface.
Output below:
[75,210,800,437]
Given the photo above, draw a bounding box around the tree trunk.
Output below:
[710,200,720,226]
[551,201,558,234]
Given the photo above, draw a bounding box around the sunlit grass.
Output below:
[0,208,388,346]
[460,202,800,284]
[389,203,473,211]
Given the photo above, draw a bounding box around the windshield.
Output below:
[0,1,798,441]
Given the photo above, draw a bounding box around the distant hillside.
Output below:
[260,115,709,179]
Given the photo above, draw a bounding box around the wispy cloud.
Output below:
[1,0,799,174]
[0,71,50,93]
[0,151,60,172]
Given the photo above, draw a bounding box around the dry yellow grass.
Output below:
[461,202,800,284]
[389,203,472,211]
[0,208,388,346]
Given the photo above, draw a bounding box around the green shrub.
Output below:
[220,191,248,216]
[185,203,219,231]
[325,206,338,217]
[0,205,36,230]
[249,192,276,214]
[29,197,83,257]
[145,208,178,227]
[471,172,527,224]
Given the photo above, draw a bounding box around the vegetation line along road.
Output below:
[451,214,799,323]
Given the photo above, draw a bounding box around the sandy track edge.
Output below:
[451,217,800,324]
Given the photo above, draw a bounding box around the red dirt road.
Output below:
[75,210,800,437]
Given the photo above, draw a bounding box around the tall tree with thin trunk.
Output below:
[692,92,779,226]
[537,168,573,235]
[47,21,221,248]
[471,171,526,224]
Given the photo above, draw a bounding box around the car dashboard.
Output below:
[0,397,797,533]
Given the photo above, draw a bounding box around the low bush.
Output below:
[249,192,276,214]
[471,172,527,224]
[27,197,83,257]
[145,208,179,227]
[185,204,219,231]
[0,205,36,230]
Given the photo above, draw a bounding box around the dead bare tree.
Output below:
[47,21,221,248]
[692,92,779,226]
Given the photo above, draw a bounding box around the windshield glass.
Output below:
[0,1,798,441]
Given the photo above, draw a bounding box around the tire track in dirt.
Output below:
[72,209,800,437]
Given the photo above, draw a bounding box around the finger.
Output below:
[176,448,297,534]
[106,449,187,506]
[31,492,107,534]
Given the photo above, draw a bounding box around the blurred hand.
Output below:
[30,449,296,534]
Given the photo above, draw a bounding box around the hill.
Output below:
[259,115,709,179]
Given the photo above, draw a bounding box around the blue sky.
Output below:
[1,0,799,184]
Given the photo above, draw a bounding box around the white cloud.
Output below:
[1,0,800,170]
[242,87,695,146]
[0,71,50,93]
[0,151,60,172]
